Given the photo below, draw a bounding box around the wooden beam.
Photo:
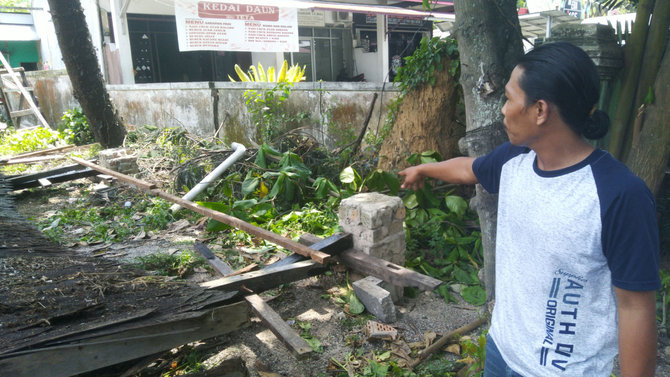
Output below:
[0,302,250,377]
[69,158,332,264]
[245,294,312,359]
[201,260,327,293]
[8,167,97,191]
[339,249,443,291]
[300,234,443,292]
[6,164,88,184]
[268,233,353,268]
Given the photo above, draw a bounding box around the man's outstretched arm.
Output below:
[398,157,477,191]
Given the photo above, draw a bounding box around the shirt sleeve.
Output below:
[596,162,661,291]
[472,142,527,194]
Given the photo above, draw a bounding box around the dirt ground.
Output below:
[5,178,670,376]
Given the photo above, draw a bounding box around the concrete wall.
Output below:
[26,70,399,148]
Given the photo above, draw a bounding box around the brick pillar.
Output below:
[338,192,406,301]
[99,148,139,174]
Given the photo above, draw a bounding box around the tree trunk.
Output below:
[626,43,670,195]
[453,0,524,301]
[377,56,464,171]
[48,0,126,148]
[608,0,654,159]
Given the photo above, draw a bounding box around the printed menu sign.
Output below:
[175,0,299,52]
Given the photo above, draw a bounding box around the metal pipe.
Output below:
[170,142,246,213]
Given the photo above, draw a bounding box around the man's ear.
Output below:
[535,99,550,125]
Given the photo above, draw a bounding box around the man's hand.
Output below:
[615,287,657,377]
[398,166,426,191]
[398,157,478,190]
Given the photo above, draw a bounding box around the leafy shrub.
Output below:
[58,108,95,145]
[0,126,64,156]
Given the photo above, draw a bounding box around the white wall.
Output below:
[31,0,105,76]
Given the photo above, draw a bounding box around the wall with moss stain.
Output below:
[26,71,399,148]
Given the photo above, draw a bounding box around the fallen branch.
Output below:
[410,316,488,369]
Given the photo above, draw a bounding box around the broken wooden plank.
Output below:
[194,242,234,276]
[245,294,312,359]
[0,302,250,377]
[201,260,327,293]
[300,234,443,292]
[68,158,332,264]
[70,156,157,190]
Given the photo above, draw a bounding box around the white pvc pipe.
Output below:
[170,142,247,213]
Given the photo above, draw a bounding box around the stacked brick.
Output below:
[98,148,139,175]
[337,192,406,267]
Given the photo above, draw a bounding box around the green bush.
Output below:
[58,108,95,145]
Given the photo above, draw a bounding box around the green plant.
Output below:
[162,348,205,376]
[0,126,65,156]
[134,251,207,278]
[394,36,460,96]
[39,195,178,245]
[0,0,30,13]
[399,151,485,305]
[458,333,487,377]
[58,108,95,145]
[229,60,306,83]
[296,321,324,353]
[230,61,307,144]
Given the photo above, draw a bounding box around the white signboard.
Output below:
[297,9,325,27]
[175,0,299,52]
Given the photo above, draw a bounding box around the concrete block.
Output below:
[359,232,406,266]
[353,276,396,323]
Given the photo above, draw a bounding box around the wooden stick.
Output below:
[410,316,488,368]
[0,144,78,161]
[1,155,66,165]
[70,157,156,190]
[244,294,312,359]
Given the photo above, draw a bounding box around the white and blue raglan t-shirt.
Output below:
[472,142,660,377]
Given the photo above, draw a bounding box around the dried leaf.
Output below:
[133,229,146,241]
[423,331,437,348]
[445,343,461,355]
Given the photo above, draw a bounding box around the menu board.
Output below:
[175,0,299,52]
